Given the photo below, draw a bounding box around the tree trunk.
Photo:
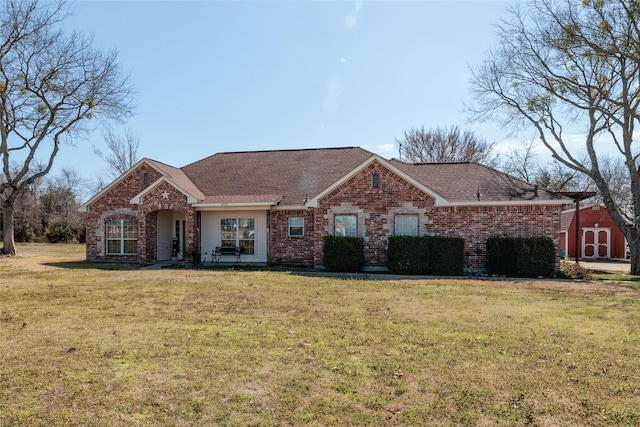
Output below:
[629,234,640,276]
[1,202,17,256]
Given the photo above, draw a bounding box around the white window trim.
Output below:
[221,217,256,255]
[106,218,137,255]
[288,217,304,237]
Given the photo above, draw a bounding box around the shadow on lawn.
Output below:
[42,260,640,287]
[44,261,144,271]
[45,259,402,280]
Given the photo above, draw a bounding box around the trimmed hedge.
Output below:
[388,235,464,276]
[486,236,556,277]
[322,236,365,272]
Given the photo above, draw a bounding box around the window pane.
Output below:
[238,218,255,239]
[221,219,237,240]
[288,217,304,236]
[221,239,236,248]
[221,217,256,255]
[106,219,138,255]
[122,219,137,238]
[239,240,255,255]
[107,240,121,254]
[123,240,137,254]
[396,215,418,236]
[335,215,356,237]
[106,220,121,238]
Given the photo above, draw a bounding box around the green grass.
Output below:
[559,260,640,290]
[589,272,640,290]
[1,244,640,426]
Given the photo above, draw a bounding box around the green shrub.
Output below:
[45,222,81,243]
[388,235,464,275]
[486,236,555,277]
[322,236,365,272]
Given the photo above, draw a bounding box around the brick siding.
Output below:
[269,210,315,266]
[86,160,562,271]
[84,165,197,263]
[274,162,562,269]
[84,164,161,262]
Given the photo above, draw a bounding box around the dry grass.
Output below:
[1,244,640,426]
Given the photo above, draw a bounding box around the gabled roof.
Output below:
[144,159,206,201]
[182,147,374,207]
[389,159,566,205]
[78,158,205,212]
[81,147,571,212]
[130,176,201,204]
[306,154,448,207]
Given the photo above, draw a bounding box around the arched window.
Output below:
[106,219,137,255]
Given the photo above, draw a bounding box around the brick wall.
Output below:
[295,161,561,270]
[84,164,161,262]
[269,210,315,266]
[84,164,197,263]
[432,205,562,269]
[87,159,562,270]
[313,163,435,267]
[138,182,196,262]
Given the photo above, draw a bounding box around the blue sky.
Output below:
[59,0,515,186]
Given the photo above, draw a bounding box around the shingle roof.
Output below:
[560,209,576,231]
[146,159,206,200]
[181,147,374,206]
[388,159,566,203]
[122,148,568,208]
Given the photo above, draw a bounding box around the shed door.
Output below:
[582,228,611,259]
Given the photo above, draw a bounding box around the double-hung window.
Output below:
[106,219,137,254]
[221,218,255,254]
[288,217,304,237]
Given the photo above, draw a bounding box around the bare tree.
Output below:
[470,0,640,274]
[396,125,497,166]
[501,140,585,191]
[501,140,541,184]
[41,167,84,242]
[12,177,43,242]
[92,126,141,188]
[0,0,133,255]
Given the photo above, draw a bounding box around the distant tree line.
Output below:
[0,168,85,244]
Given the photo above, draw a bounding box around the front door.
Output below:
[582,227,610,259]
[174,219,185,259]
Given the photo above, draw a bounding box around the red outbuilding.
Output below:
[560,205,628,260]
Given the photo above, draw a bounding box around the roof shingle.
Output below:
[388,160,566,203]
[182,147,374,206]
[136,148,569,207]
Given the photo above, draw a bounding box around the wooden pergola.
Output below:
[557,191,597,263]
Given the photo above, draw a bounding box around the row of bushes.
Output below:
[387,235,464,275]
[322,235,556,277]
[486,236,555,277]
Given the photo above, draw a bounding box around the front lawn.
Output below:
[1,244,639,426]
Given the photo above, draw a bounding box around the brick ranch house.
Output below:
[79,147,570,270]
